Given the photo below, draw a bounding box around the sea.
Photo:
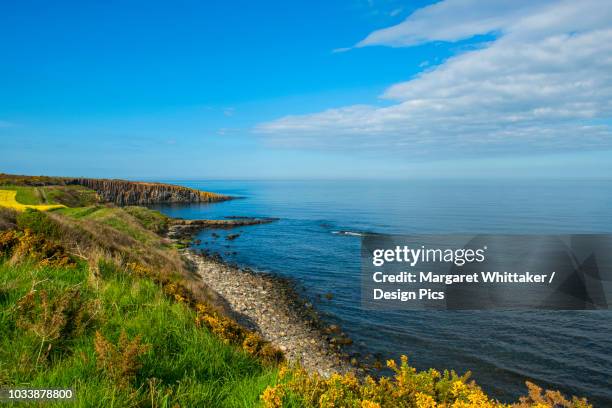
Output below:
[149,179,612,405]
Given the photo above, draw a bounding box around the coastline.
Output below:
[181,249,354,377]
[0,175,601,405]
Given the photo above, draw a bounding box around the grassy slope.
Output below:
[0,262,276,407]
[0,190,278,407]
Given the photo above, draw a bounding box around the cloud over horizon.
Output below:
[256,0,612,156]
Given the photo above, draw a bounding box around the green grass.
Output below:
[56,206,162,246]
[123,206,169,234]
[15,209,63,239]
[1,204,276,406]
[80,207,158,245]
[44,186,98,207]
[0,260,276,407]
[56,206,103,219]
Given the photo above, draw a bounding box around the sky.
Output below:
[1,0,611,179]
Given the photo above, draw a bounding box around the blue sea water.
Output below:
[150,179,612,405]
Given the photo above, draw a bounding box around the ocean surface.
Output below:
[150,179,612,405]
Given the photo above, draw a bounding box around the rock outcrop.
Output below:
[1,173,230,207]
[67,178,230,206]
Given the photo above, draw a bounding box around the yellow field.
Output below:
[0,189,65,211]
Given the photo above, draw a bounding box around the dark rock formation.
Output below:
[1,173,231,206]
[171,217,278,228]
[167,217,279,240]
[68,178,231,206]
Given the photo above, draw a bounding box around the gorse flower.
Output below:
[1,228,75,267]
[259,356,591,408]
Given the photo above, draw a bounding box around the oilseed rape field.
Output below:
[0,189,65,211]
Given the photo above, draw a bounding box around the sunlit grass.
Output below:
[0,260,276,407]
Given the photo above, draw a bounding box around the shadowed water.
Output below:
[150,179,612,405]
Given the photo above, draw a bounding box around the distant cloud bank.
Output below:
[256,0,612,155]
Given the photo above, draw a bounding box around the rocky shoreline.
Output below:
[168,217,279,239]
[168,214,358,376]
[182,249,354,377]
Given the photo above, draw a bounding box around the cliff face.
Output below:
[67,178,230,205]
[0,173,230,206]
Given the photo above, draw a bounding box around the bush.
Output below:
[0,207,17,231]
[127,261,284,365]
[94,330,151,387]
[16,210,61,239]
[261,356,592,408]
[16,288,97,364]
[0,228,75,268]
[0,230,19,257]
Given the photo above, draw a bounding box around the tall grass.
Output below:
[0,260,277,407]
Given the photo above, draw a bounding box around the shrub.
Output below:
[513,382,591,408]
[16,288,96,364]
[0,228,75,268]
[0,230,19,257]
[260,356,592,408]
[0,207,17,231]
[11,229,75,268]
[94,330,151,387]
[16,210,61,239]
[127,261,284,365]
[194,304,283,365]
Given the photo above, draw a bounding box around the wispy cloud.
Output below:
[388,7,403,17]
[332,47,352,54]
[256,0,612,155]
[356,0,551,48]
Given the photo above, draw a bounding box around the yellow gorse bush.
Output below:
[126,262,284,364]
[261,355,592,408]
[0,229,75,267]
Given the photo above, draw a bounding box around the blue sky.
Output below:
[1,0,611,179]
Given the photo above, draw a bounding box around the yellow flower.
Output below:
[451,380,468,398]
[278,364,289,379]
[261,385,284,408]
[416,392,437,408]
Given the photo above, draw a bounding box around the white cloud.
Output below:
[357,0,548,47]
[256,0,612,155]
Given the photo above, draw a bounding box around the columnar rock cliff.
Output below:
[68,178,230,205]
[0,173,230,206]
